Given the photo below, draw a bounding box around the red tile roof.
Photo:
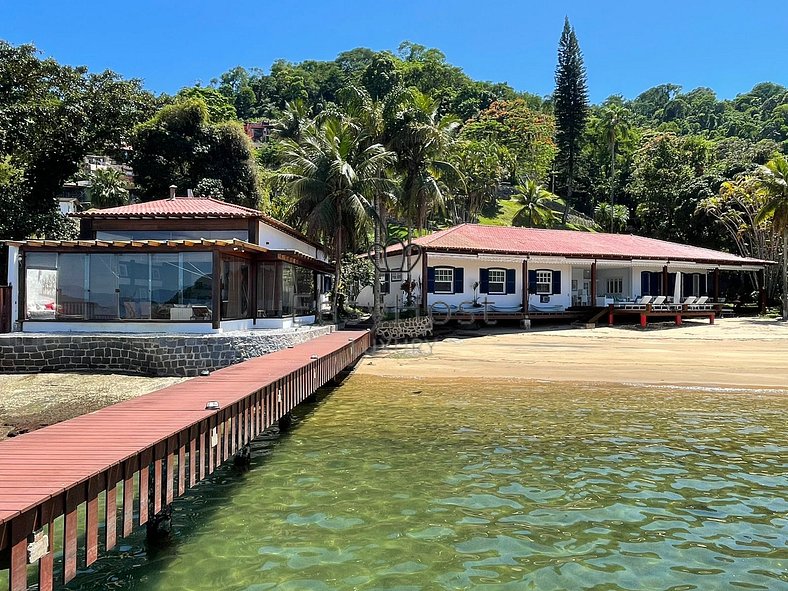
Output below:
[73,196,323,250]
[393,224,769,266]
[74,196,262,219]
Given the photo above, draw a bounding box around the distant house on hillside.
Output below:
[3,192,331,333]
[243,122,273,144]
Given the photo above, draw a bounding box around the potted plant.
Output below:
[471,281,483,307]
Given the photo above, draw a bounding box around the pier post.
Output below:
[278,413,292,432]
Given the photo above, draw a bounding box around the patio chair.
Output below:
[670,296,696,311]
[688,296,712,310]
[650,295,670,311]
[623,296,653,310]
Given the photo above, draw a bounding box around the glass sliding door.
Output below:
[256,262,279,318]
[221,258,250,319]
[87,254,119,320]
[25,253,58,320]
[293,265,315,315]
[118,253,150,319]
[57,254,87,319]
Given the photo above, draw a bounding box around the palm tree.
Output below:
[594,202,630,233]
[339,85,400,321]
[387,89,463,232]
[597,105,632,232]
[756,153,788,319]
[86,168,129,208]
[274,99,311,142]
[511,180,563,228]
[279,116,396,321]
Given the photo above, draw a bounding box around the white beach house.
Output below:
[366,224,769,317]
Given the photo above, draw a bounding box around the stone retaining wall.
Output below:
[0,325,336,376]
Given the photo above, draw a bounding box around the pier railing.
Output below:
[0,329,373,591]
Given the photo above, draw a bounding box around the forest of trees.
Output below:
[2,30,788,308]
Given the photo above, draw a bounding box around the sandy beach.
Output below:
[0,373,186,439]
[356,317,788,391]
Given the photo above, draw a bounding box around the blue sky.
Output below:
[2,0,786,102]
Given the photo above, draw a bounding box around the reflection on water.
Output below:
[63,377,787,590]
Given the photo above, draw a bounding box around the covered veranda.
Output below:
[5,238,333,333]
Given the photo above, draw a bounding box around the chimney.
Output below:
[187,188,194,198]
[169,185,177,200]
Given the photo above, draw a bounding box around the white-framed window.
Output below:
[434,267,454,293]
[536,270,552,294]
[390,271,402,283]
[606,277,623,295]
[488,269,506,294]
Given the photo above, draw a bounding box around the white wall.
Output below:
[371,254,572,311]
[596,266,633,299]
[258,221,327,261]
[20,316,318,334]
[254,315,316,329]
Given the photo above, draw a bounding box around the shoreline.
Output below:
[355,317,788,391]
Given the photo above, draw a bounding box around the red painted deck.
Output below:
[0,329,372,591]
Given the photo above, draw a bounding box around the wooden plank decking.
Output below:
[0,329,373,591]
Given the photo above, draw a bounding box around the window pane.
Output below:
[88,254,119,320]
[294,266,315,315]
[25,253,58,319]
[151,254,181,319]
[434,268,453,293]
[58,254,87,318]
[119,254,150,319]
[222,257,250,319]
[182,253,213,320]
[256,262,279,317]
[281,263,295,316]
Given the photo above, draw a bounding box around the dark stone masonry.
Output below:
[0,326,336,376]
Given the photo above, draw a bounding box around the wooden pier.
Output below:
[0,329,373,591]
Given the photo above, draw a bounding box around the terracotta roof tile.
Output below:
[73,196,262,219]
[72,196,324,251]
[396,224,768,266]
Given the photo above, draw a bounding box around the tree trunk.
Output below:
[609,141,616,233]
[372,194,382,323]
[332,205,342,324]
[783,228,787,320]
[561,150,574,224]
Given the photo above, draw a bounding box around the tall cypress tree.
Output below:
[554,17,589,222]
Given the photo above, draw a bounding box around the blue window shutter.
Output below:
[427,267,435,293]
[683,273,693,297]
[700,273,707,295]
[651,272,662,295]
[668,273,676,295]
[453,267,464,293]
[505,269,516,294]
[641,271,649,296]
[528,270,537,294]
[479,268,489,293]
[552,270,561,295]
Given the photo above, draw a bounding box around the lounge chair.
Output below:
[670,296,696,311]
[623,296,653,310]
[688,296,712,310]
[649,296,670,311]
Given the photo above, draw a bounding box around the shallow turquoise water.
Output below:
[59,377,787,590]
